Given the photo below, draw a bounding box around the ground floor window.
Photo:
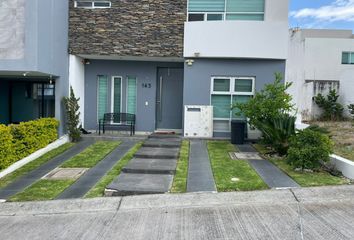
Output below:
[97,75,137,122]
[210,76,255,132]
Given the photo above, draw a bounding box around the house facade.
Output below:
[69,0,289,137]
[286,29,354,120]
[0,0,69,134]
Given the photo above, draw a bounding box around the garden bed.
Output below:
[310,121,354,162]
[254,144,351,187]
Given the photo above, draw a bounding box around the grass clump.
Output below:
[61,141,120,168]
[171,140,190,193]
[208,141,268,192]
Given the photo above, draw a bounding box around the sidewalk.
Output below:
[0,185,353,240]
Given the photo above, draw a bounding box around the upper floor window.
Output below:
[74,1,111,9]
[188,0,265,22]
[342,52,354,64]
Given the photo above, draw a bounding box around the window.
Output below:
[97,75,108,121]
[211,77,255,131]
[188,0,265,22]
[127,76,137,114]
[74,1,111,9]
[342,52,354,64]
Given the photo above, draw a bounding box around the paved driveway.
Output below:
[0,185,353,240]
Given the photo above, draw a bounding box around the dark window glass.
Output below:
[188,14,204,21]
[207,14,223,21]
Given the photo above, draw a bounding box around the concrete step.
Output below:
[143,139,181,148]
[148,133,181,140]
[122,158,177,175]
[105,173,174,196]
[134,147,180,159]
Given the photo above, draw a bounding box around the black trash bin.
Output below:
[231,120,246,144]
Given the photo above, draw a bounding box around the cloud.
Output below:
[291,0,354,24]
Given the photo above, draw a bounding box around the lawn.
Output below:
[171,140,189,193]
[85,142,143,198]
[254,144,350,187]
[8,179,75,202]
[61,141,121,168]
[311,121,354,162]
[207,141,268,192]
[0,143,74,189]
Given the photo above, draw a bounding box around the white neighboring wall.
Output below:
[286,29,354,120]
[69,55,85,126]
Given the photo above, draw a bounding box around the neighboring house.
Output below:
[0,0,69,134]
[287,29,354,121]
[69,0,289,137]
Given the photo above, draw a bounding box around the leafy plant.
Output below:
[307,124,330,135]
[255,114,296,155]
[233,73,295,128]
[287,129,333,171]
[233,73,296,154]
[348,104,354,120]
[63,86,81,142]
[314,90,344,121]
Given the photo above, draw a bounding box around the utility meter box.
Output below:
[184,105,213,138]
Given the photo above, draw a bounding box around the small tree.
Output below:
[233,73,295,128]
[63,86,81,142]
[314,89,343,121]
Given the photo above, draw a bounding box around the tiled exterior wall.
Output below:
[0,0,25,59]
[69,0,186,58]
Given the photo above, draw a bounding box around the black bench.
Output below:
[98,113,136,136]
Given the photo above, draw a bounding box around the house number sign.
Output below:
[142,83,152,88]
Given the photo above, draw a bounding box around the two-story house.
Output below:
[0,0,69,134]
[69,0,289,137]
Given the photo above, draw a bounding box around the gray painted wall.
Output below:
[84,60,183,132]
[0,0,69,135]
[183,58,286,137]
[0,81,9,124]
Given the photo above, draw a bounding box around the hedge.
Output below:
[0,118,59,170]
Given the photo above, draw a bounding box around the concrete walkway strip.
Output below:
[56,141,136,199]
[0,139,95,200]
[187,140,216,193]
[237,144,300,189]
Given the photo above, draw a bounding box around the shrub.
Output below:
[314,90,344,121]
[0,125,16,170]
[0,118,59,170]
[287,129,333,171]
[233,73,296,154]
[256,114,296,155]
[307,124,330,135]
[348,104,354,120]
[63,86,81,142]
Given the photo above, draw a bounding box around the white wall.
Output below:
[184,0,289,59]
[286,29,354,120]
[69,55,85,126]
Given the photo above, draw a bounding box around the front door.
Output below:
[156,68,183,130]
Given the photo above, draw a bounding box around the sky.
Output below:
[289,0,354,31]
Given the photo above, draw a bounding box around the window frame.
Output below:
[97,75,109,123]
[74,1,111,9]
[187,0,266,22]
[210,76,255,131]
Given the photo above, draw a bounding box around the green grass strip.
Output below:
[171,140,190,193]
[253,144,350,187]
[61,141,121,168]
[0,143,74,189]
[208,141,268,192]
[84,142,143,198]
[8,179,75,202]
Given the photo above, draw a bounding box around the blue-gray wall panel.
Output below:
[84,60,183,132]
[183,58,286,137]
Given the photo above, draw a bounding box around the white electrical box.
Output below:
[184,105,213,138]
